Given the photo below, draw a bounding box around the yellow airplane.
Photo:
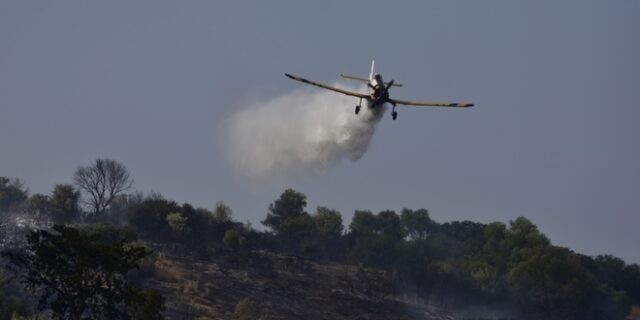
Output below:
[285,60,474,120]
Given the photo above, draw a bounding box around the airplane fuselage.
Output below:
[368,74,390,108]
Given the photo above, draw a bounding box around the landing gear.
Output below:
[355,105,360,114]
[391,104,398,120]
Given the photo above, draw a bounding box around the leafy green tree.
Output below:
[22,194,52,226]
[166,212,190,237]
[622,264,640,304]
[583,284,630,320]
[279,214,316,254]
[400,208,434,240]
[313,207,343,237]
[592,255,626,290]
[508,245,596,319]
[127,197,181,241]
[223,229,247,251]
[262,189,307,234]
[212,201,232,223]
[81,222,138,244]
[0,271,32,320]
[0,177,28,213]
[50,184,81,223]
[505,217,550,264]
[262,189,316,254]
[311,207,344,259]
[349,210,377,235]
[377,210,404,241]
[481,222,511,290]
[581,254,640,306]
[348,210,402,266]
[180,203,215,244]
[2,225,163,319]
[437,221,485,254]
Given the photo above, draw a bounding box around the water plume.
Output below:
[223,85,386,182]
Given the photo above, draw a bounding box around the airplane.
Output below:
[285,60,474,120]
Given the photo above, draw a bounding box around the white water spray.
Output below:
[223,86,386,182]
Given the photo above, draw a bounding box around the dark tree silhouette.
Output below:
[2,225,163,320]
[262,189,307,234]
[50,184,81,223]
[73,159,133,217]
[0,176,28,213]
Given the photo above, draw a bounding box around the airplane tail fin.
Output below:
[369,60,375,81]
[340,60,376,84]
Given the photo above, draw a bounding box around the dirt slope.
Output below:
[145,247,507,320]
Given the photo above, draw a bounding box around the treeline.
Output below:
[1,159,639,319]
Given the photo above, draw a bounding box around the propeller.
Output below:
[385,80,395,90]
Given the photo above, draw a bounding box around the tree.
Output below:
[262,189,307,234]
[400,208,434,240]
[376,210,403,241]
[507,245,611,319]
[0,270,32,320]
[212,201,232,223]
[482,222,510,279]
[73,159,133,217]
[0,177,28,213]
[505,217,550,264]
[223,229,247,251]
[22,194,52,227]
[50,184,81,223]
[311,207,344,259]
[349,210,378,236]
[127,197,181,241]
[2,224,163,320]
[348,210,402,267]
[262,189,315,253]
[166,212,190,238]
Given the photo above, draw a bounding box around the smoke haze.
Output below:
[224,86,386,182]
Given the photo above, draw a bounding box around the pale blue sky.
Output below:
[1,1,639,262]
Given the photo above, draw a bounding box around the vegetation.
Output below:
[73,158,133,217]
[1,161,639,319]
[2,224,163,319]
[231,298,256,320]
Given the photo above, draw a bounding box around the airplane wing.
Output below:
[389,98,474,108]
[285,73,369,99]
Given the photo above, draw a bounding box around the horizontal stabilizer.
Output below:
[385,81,402,88]
[340,74,402,87]
[340,74,369,82]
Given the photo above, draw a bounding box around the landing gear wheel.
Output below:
[392,111,398,120]
[355,105,361,115]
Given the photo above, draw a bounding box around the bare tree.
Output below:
[73,158,133,217]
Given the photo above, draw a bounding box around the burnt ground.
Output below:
[143,245,513,320]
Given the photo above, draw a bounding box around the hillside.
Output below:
[146,245,510,320]
[2,176,639,320]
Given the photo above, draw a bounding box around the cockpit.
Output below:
[373,74,384,88]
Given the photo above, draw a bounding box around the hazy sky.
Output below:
[1,1,639,262]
